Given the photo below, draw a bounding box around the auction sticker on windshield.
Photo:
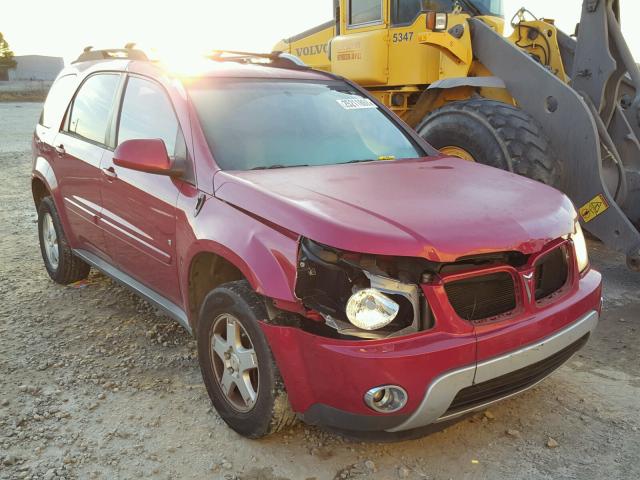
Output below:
[336,98,377,110]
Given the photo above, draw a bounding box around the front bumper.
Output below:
[387,309,598,431]
[261,268,601,432]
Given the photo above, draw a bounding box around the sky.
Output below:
[2,0,638,64]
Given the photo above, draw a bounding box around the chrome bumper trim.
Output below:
[387,310,599,432]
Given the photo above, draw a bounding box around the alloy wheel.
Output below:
[210,313,259,412]
[42,212,59,270]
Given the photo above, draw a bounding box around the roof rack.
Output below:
[71,45,307,71]
[208,50,308,69]
[72,43,149,64]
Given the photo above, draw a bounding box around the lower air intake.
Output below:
[444,334,589,417]
[444,272,516,321]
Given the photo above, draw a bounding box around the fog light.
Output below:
[364,386,408,413]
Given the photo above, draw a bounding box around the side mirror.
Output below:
[113,138,183,176]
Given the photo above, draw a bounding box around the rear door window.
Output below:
[40,75,77,129]
[67,74,120,145]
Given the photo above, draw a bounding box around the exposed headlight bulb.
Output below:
[346,288,399,330]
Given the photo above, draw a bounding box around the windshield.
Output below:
[469,0,503,16]
[419,0,503,17]
[188,79,423,171]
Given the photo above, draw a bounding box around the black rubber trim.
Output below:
[301,403,409,432]
[446,333,590,415]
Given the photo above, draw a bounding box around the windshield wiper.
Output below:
[250,164,309,170]
[342,159,376,164]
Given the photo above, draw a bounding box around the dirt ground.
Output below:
[0,94,47,103]
[1,102,639,480]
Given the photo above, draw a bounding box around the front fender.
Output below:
[178,191,300,315]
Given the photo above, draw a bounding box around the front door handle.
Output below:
[54,144,65,156]
[102,166,118,180]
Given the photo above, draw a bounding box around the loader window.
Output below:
[348,0,383,26]
[469,0,503,17]
[391,0,503,21]
[392,1,461,24]
[188,79,424,171]
[392,0,423,25]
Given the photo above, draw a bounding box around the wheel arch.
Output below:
[187,250,246,329]
[32,176,49,208]
[183,238,300,333]
[404,70,515,128]
[31,156,59,208]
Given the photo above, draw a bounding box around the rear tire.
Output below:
[417,98,562,187]
[37,196,90,284]
[197,280,296,438]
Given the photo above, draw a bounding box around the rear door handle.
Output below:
[54,144,65,156]
[102,166,118,180]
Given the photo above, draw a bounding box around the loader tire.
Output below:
[417,99,562,187]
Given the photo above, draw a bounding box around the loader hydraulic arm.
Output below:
[471,0,640,269]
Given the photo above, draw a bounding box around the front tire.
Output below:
[37,196,90,284]
[197,280,296,438]
[417,98,562,187]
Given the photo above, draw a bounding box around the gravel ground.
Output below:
[1,102,639,480]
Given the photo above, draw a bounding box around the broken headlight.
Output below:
[295,238,429,339]
[572,220,589,273]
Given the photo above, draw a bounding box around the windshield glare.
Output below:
[188,80,422,171]
[421,0,503,17]
[470,0,503,16]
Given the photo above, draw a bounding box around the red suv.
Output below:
[32,47,602,438]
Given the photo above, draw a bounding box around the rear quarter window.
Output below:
[40,75,78,129]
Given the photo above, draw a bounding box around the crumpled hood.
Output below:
[213,157,576,262]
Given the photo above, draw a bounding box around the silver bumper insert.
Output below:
[387,310,599,432]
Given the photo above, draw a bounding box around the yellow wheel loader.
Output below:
[274,0,640,270]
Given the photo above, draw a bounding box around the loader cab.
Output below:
[328,0,504,88]
[391,0,504,24]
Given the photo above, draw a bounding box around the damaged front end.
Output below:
[294,238,435,340]
[290,237,538,340]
